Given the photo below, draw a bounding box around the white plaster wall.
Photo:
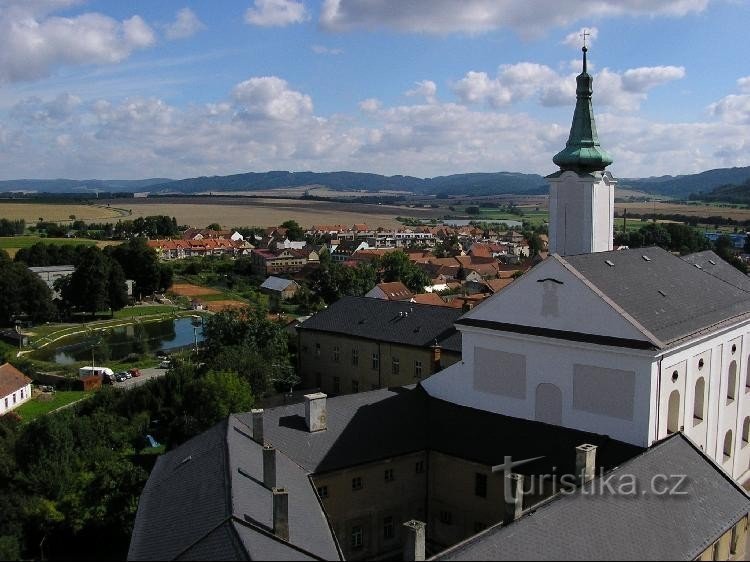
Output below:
[0,383,32,415]
[656,322,750,481]
[548,172,614,256]
[462,257,650,344]
[423,325,655,447]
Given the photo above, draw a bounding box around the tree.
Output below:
[0,254,56,326]
[379,251,431,293]
[186,371,254,427]
[61,247,127,315]
[107,238,163,297]
[206,223,222,231]
[281,220,304,241]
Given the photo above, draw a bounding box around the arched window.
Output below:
[667,390,680,435]
[728,361,738,403]
[724,430,734,461]
[743,418,750,446]
[693,378,705,424]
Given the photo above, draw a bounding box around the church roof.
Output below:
[434,433,750,561]
[561,247,750,348]
[552,46,613,174]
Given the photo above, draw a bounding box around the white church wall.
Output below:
[657,322,750,481]
[461,257,652,344]
[423,325,655,447]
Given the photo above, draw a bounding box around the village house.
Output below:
[0,363,32,415]
[296,297,462,394]
[260,276,300,310]
[364,281,414,302]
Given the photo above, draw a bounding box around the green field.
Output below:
[112,305,179,319]
[0,236,99,249]
[15,391,91,422]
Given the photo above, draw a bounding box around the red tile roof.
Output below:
[0,363,32,398]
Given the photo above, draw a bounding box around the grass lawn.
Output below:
[112,305,179,319]
[16,391,91,422]
[0,236,99,249]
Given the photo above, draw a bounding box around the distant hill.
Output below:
[144,170,549,196]
[0,178,172,194]
[622,166,750,198]
[695,178,750,204]
[2,165,750,198]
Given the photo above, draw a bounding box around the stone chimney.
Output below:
[263,444,276,489]
[430,343,442,374]
[251,409,264,444]
[402,520,426,562]
[575,443,598,486]
[272,488,289,541]
[503,473,524,524]
[304,392,327,432]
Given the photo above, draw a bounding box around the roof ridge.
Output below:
[553,253,665,348]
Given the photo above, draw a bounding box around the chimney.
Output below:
[263,444,276,489]
[402,520,426,562]
[503,473,523,524]
[251,408,264,444]
[272,488,289,541]
[304,393,327,432]
[430,343,442,374]
[575,444,598,486]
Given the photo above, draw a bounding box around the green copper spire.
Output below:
[553,46,613,173]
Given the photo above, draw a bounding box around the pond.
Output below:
[35,317,205,366]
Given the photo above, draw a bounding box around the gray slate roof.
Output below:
[236,386,639,477]
[681,250,750,291]
[562,247,750,347]
[298,296,462,353]
[260,276,298,292]
[128,416,341,561]
[435,433,750,561]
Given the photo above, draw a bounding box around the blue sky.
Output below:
[0,0,748,181]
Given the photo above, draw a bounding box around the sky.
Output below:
[0,0,748,181]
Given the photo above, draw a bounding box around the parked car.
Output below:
[115,373,127,382]
[129,368,142,378]
[158,360,171,369]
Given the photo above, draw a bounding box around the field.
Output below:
[0,201,126,222]
[117,197,444,229]
[15,391,91,422]
[614,201,750,221]
[202,300,250,312]
[169,283,222,297]
[0,236,116,257]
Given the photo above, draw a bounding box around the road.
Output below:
[114,367,168,390]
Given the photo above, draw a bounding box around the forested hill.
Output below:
[143,170,550,196]
[2,165,750,197]
[694,178,750,204]
[623,166,750,198]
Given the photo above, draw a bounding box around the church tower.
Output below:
[548,43,616,256]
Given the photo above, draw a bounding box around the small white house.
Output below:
[0,363,32,415]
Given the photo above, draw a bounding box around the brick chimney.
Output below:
[263,444,276,489]
[575,444,598,486]
[251,408,264,444]
[272,488,289,541]
[503,473,524,524]
[304,393,327,432]
[402,520,426,562]
[430,343,442,374]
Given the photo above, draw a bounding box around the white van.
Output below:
[79,366,115,380]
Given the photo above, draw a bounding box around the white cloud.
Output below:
[321,0,709,34]
[709,94,750,125]
[245,0,309,27]
[1,70,749,182]
[737,76,750,93]
[562,26,599,48]
[453,62,685,111]
[165,8,205,40]
[359,98,382,113]
[0,2,156,83]
[311,44,343,55]
[406,80,437,104]
[621,66,686,92]
[232,76,313,121]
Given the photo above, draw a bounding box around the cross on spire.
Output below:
[581,29,591,49]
